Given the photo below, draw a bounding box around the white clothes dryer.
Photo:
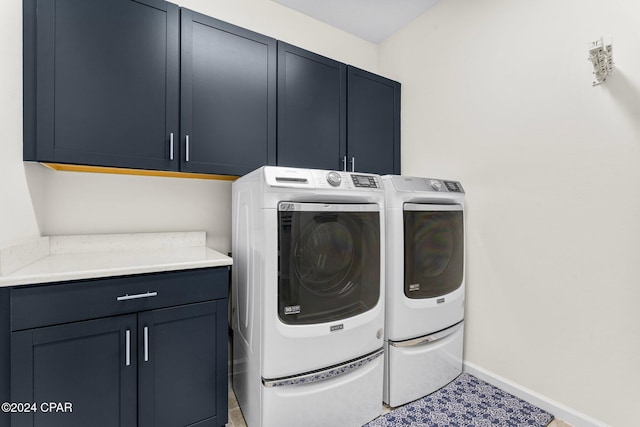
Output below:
[382,175,465,407]
[232,166,386,427]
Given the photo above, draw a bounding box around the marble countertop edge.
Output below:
[0,257,231,288]
[0,233,232,288]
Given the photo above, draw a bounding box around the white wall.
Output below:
[0,2,41,248]
[0,0,377,253]
[179,0,378,69]
[4,0,635,424]
[379,0,640,425]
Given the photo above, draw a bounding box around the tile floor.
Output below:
[226,385,574,427]
[227,386,246,427]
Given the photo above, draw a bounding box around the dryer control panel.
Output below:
[351,174,380,188]
[264,166,381,191]
[389,176,464,193]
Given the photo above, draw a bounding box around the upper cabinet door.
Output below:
[277,42,347,171]
[347,66,401,176]
[24,0,180,170]
[180,9,277,176]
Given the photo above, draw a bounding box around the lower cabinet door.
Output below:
[10,315,138,427]
[138,300,228,427]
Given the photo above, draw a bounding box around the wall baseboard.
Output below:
[463,362,610,427]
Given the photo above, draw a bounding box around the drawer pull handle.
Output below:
[117,291,158,301]
[125,329,131,366]
[390,320,463,348]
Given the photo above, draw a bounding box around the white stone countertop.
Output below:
[0,232,232,288]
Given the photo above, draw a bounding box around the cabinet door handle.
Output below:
[169,133,174,161]
[117,291,158,301]
[144,326,149,362]
[185,135,190,162]
[125,329,131,366]
[351,156,355,172]
[342,156,347,171]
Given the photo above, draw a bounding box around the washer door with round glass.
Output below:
[403,203,463,299]
[278,202,381,325]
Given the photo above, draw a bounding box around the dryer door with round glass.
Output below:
[278,202,381,325]
[403,203,463,299]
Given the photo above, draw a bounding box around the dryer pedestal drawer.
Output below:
[384,322,464,407]
[10,267,228,331]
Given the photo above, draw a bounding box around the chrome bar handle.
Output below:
[185,135,190,162]
[169,133,174,161]
[390,320,463,348]
[144,326,149,362]
[342,156,347,171]
[125,329,131,366]
[117,291,158,301]
[262,348,383,388]
[350,156,355,172]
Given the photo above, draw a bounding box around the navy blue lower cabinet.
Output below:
[8,268,229,427]
[11,315,138,427]
[138,301,228,427]
[0,288,10,427]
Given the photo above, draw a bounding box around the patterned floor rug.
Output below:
[365,373,554,427]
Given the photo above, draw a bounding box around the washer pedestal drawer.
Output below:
[262,351,384,427]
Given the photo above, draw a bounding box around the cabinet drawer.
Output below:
[10,267,228,331]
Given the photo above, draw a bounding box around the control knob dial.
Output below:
[326,171,342,187]
[429,179,442,191]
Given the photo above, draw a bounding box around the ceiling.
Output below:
[271,0,440,44]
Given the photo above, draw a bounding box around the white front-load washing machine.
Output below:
[232,166,385,427]
[382,175,465,407]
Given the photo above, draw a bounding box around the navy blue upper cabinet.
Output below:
[276,43,401,175]
[277,42,347,171]
[347,66,401,176]
[23,0,396,177]
[24,1,276,176]
[180,10,276,175]
[23,0,180,171]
